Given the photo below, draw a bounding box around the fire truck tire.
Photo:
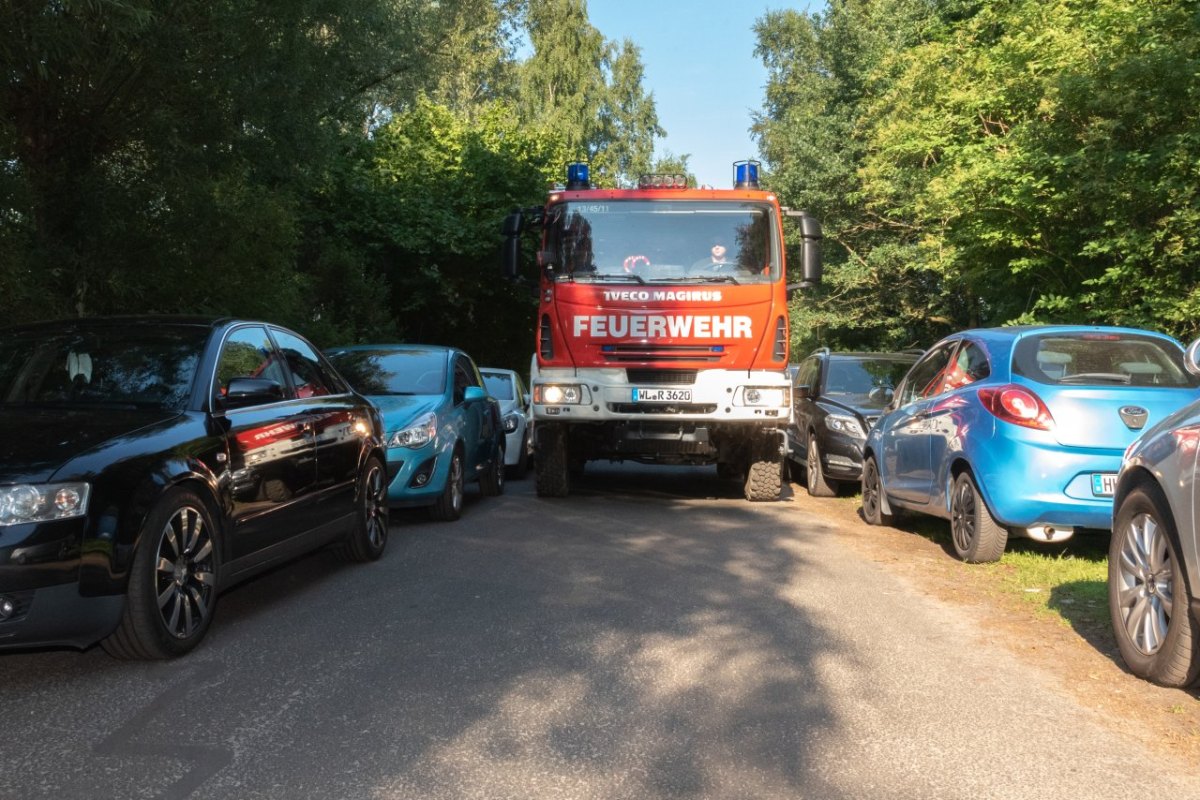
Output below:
[536,426,570,498]
[744,455,783,502]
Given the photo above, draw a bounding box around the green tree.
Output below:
[754,0,951,353]
[517,0,662,187]
[860,0,1200,339]
[0,0,453,325]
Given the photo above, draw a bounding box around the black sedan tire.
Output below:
[337,455,389,562]
[1110,484,1200,688]
[102,488,219,660]
[949,471,1008,563]
[861,455,892,526]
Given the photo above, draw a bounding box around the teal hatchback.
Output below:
[326,344,505,520]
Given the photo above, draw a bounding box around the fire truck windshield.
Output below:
[544,200,779,284]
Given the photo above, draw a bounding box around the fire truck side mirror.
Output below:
[501,210,523,281]
[783,209,823,290]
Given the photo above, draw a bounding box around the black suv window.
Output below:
[826,356,917,409]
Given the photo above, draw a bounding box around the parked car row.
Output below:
[0,317,529,659]
[789,324,1200,689]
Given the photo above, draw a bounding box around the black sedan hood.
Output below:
[0,406,179,484]
[819,396,887,422]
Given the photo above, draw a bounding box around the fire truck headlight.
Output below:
[535,384,586,405]
[389,411,437,449]
[737,387,787,407]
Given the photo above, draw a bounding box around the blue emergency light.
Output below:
[566,162,591,190]
[734,160,760,189]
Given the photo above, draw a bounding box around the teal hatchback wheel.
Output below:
[430,449,465,521]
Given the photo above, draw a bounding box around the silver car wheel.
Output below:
[1115,511,1175,656]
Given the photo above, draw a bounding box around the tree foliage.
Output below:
[757,0,1200,351]
[0,0,664,370]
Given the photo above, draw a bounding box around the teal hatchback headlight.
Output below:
[389,411,437,449]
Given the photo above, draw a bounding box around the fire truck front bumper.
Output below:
[532,369,791,424]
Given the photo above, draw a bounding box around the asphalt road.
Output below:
[1,463,1197,800]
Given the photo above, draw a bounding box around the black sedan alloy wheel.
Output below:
[103,488,219,660]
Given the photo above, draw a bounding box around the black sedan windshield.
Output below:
[0,325,206,410]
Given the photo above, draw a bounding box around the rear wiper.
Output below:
[1058,372,1132,384]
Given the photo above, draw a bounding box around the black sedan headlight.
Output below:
[0,482,91,526]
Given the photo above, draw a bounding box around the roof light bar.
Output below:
[734,160,760,189]
[566,162,590,190]
[637,173,688,189]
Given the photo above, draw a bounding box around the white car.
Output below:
[481,367,533,479]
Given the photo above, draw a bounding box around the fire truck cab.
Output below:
[503,162,821,501]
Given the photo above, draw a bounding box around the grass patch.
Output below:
[982,546,1110,630]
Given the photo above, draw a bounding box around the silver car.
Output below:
[1109,338,1200,688]
[481,367,533,479]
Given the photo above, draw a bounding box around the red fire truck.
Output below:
[501,161,822,501]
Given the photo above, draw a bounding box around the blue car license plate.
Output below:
[1091,473,1117,497]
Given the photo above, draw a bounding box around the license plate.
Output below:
[1091,473,1117,497]
[632,387,692,402]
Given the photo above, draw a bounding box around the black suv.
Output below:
[787,349,920,496]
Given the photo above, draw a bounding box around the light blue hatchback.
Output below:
[861,326,1200,562]
[326,344,505,521]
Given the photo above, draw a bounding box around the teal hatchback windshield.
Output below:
[328,349,446,396]
[544,200,779,283]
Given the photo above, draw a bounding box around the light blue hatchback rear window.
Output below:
[1012,333,1198,388]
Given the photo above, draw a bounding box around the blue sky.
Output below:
[585,0,820,188]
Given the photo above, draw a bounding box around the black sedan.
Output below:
[787,349,920,496]
[0,317,389,659]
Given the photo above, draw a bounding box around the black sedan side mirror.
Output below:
[222,377,284,409]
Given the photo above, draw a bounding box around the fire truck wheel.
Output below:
[480,442,505,497]
[430,449,465,521]
[535,426,570,498]
[744,455,783,501]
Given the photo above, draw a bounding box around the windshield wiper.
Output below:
[590,273,646,284]
[686,275,741,284]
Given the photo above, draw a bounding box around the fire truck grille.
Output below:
[601,344,724,363]
[625,369,698,385]
[608,403,719,415]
